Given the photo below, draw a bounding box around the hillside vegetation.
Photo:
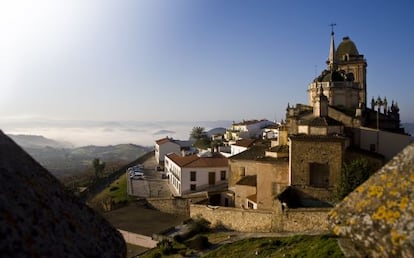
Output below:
[8,134,150,179]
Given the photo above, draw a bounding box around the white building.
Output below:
[165,152,229,196]
[225,119,275,141]
[262,124,280,139]
[155,137,196,165]
[231,139,257,156]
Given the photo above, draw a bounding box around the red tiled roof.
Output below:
[156,137,172,145]
[166,153,228,168]
[247,194,257,203]
[234,139,256,147]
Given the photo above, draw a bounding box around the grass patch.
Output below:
[140,234,344,258]
[88,173,134,209]
[203,234,344,258]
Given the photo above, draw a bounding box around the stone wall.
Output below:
[118,229,158,248]
[289,137,344,196]
[229,159,289,210]
[147,195,207,216]
[190,204,329,233]
[282,208,330,232]
[190,204,275,232]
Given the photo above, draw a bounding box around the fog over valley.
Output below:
[2,119,232,147]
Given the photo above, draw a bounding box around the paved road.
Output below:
[127,155,171,198]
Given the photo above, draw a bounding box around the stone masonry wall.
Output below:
[190,204,275,232]
[190,204,329,233]
[229,159,289,210]
[290,138,343,192]
[147,196,207,216]
[282,208,330,232]
[147,197,190,216]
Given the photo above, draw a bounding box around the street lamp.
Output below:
[375,96,386,153]
[375,96,383,130]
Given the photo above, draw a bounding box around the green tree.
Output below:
[335,158,375,200]
[190,126,207,140]
[190,126,211,149]
[92,158,106,180]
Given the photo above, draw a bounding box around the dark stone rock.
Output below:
[0,130,126,257]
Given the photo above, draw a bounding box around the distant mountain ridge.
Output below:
[8,134,73,149]
[7,134,150,177]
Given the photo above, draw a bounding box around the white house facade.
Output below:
[155,137,197,165]
[165,153,229,196]
[231,139,256,156]
[225,119,275,141]
[155,138,180,165]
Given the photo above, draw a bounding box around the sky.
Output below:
[1,0,414,127]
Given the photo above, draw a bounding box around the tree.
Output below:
[190,126,207,141]
[92,158,106,180]
[190,126,211,149]
[335,158,375,200]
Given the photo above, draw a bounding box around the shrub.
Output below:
[187,235,210,251]
[157,239,175,255]
[173,234,183,243]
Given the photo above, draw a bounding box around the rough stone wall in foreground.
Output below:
[328,142,414,257]
[0,131,126,257]
[190,204,330,233]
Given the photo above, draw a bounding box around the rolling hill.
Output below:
[8,134,151,178]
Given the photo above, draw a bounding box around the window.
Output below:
[220,170,226,180]
[190,171,196,181]
[190,184,196,191]
[309,162,329,188]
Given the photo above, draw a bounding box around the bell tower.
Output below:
[336,36,367,106]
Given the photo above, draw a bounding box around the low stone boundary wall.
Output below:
[147,197,190,216]
[118,229,158,248]
[190,204,275,232]
[147,195,208,216]
[190,204,330,232]
[282,208,330,232]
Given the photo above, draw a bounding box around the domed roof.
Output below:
[336,36,359,60]
[315,69,346,82]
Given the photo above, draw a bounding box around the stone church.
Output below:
[227,30,412,209]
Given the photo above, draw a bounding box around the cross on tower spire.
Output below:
[327,23,337,71]
[329,23,336,35]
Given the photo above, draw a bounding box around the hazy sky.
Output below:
[1,0,414,123]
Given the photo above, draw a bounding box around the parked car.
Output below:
[130,174,144,180]
[130,171,143,176]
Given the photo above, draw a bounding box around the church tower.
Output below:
[308,29,362,110]
[336,36,367,106]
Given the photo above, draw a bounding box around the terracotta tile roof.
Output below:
[166,153,228,168]
[0,130,126,257]
[236,175,257,186]
[156,137,172,144]
[234,139,257,147]
[230,143,288,162]
[300,116,343,126]
[247,194,257,203]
